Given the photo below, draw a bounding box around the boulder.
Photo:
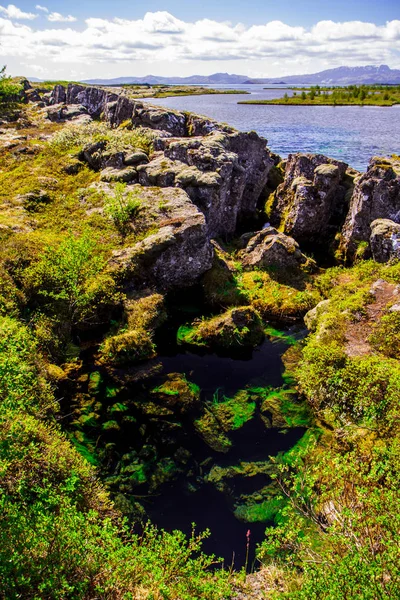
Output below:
[24,88,41,103]
[304,299,331,331]
[139,130,273,237]
[100,167,137,184]
[370,219,400,263]
[240,227,308,270]
[108,187,213,289]
[340,157,400,261]
[178,306,265,350]
[47,103,89,123]
[269,153,350,245]
[73,85,119,118]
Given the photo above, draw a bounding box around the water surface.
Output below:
[144,84,400,171]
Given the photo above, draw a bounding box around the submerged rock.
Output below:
[340,157,400,261]
[269,153,350,245]
[150,373,200,413]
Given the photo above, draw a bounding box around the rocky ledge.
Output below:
[9,80,400,299]
[47,83,274,239]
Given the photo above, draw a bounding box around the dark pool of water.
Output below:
[143,334,305,569]
[143,84,400,171]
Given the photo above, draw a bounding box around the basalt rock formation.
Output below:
[340,157,400,260]
[47,83,274,239]
[268,153,352,246]
[370,219,400,263]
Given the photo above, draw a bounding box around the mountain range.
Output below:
[80,65,400,86]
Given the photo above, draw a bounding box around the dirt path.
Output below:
[345,279,400,357]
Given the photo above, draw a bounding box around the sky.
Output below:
[0,1,399,80]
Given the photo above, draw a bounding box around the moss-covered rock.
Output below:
[151,373,200,413]
[195,390,257,453]
[98,292,166,367]
[240,227,311,271]
[99,329,156,366]
[178,306,264,350]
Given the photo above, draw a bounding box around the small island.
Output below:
[238,84,400,106]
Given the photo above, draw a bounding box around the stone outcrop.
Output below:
[340,157,400,260]
[49,84,66,105]
[240,226,309,270]
[370,219,400,263]
[46,103,91,123]
[48,83,273,238]
[179,306,265,350]
[108,187,213,289]
[269,153,351,245]
[138,131,273,237]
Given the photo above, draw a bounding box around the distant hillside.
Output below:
[249,65,400,85]
[33,65,400,87]
[81,72,248,86]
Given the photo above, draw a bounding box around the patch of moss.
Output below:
[236,270,321,321]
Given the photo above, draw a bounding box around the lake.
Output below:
[144,84,400,171]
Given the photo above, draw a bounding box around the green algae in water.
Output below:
[102,420,120,431]
[109,402,129,414]
[235,493,285,524]
[88,371,103,395]
[265,326,298,346]
[177,323,205,346]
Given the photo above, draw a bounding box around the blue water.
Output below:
[143,84,400,171]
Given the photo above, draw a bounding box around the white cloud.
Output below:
[0,3,37,19]
[35,4,48,12]
[47,12,77,23]
[1,11,400,78]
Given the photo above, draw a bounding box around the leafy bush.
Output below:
[25,231,119,337]
[0,66,22,104]
[104,182,141,235]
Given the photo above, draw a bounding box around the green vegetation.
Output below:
[257,260,400,598]
[104,182,142,235]
[0,67,22,105]
[239,84,400,106]
[1,80,400,599]
[236,270,320,321]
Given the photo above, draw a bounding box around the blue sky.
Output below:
[0,1,399,79]
[9,0,400,27]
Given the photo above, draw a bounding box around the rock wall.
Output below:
[340,157,400,260]
[51,83,274,239]
[269,153,350,245]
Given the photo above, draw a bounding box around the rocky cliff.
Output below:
[13,81,400,273]
[47,83,274,239]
